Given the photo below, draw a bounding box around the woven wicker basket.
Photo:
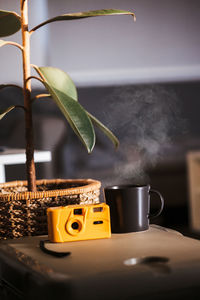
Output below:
[0,178,101,240]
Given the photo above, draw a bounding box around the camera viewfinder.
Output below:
[74,208,83,215]
[93,207,103,213]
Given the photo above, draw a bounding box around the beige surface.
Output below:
[187,151,200,231]
[2,225,200,299]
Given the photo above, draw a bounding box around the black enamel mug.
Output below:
[104,184,164,233]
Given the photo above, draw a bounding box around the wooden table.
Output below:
[0,225,200,300]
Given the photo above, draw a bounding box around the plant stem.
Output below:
[2,41,23,51]
[21,0,36,192]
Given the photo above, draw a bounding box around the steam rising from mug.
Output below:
[104,85,186,184]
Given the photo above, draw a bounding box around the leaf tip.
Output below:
[115,140,120,149]
[88,139,96,154]
[87,147,93,154]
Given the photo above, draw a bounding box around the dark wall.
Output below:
[1,81,200,230]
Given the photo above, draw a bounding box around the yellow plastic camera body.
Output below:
[47,203,111,243]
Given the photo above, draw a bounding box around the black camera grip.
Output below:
[39,240,71,258]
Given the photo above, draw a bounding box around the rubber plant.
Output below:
[0,1,135,192]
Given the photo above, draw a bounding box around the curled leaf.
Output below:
[30,9,136,32]
[0,10,21,37]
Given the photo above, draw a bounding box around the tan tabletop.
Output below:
[1,225,200,299]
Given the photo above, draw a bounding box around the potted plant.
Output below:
[0,1,135,239]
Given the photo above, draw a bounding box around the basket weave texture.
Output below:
[0,178,101,239]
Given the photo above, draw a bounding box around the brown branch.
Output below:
[26,76,44,85]
[15,105,27,112]
[21,0,26,10]
[3,41,23,51]
[32,93,51,103]
[21,0,37,192]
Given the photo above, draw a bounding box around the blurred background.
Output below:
[1,0,200,235]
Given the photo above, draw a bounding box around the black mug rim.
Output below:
[104,184,150,190]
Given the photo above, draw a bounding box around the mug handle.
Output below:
[148,189,164,219]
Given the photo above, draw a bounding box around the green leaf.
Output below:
[34,66,78,101]
[34,66,95,153]
[30,9,136,32]
[0,106,15,120]
[0,10,21,37]
[87,112,119,149]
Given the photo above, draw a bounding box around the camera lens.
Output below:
[71,222,79,230]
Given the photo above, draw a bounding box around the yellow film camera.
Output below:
[47,203,111,243]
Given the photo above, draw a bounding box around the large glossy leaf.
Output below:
[87,112,119,148]
[34,66,95,153]
[0,10,21,37]
[30,9,136,32]
[0,106,15,120]
[35,66,77,101]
